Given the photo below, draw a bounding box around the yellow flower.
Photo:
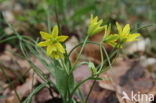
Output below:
[87,15,105,36]
[103,23,140,48]
[116,22,140,42]
[37,25,68,59]
[103,25,119,47]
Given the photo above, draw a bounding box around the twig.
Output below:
[84,79,96,103]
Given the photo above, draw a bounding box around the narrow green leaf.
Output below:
[23,82,48,103]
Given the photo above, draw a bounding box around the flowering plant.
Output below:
[24,15,140,103]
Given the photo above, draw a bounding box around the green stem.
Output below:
[84,79,97,103]
[70,77,93,97]
[85,42,113,103]
[84,43,104,103]
[62,0,68,26]
[59,59,69,75]
[54,0,62,34]
[102,45,112,68]
[68,41,99,56]
[67,75,72,103]
[97,43,104,73]
[71,35,89,71]
[78,88,85,102]
[45,6,51,33]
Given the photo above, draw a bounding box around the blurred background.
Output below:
[0,0,156,103]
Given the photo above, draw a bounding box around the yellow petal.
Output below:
[105,24,111,35]
[50,52,56,58]
[56,43,65,53]
[108,41,117,47]
[50,54,55,59]
[116,22,122,34]
[91,16,98,24]
[37,41,48,47]
[88,23,96,35]
[97,19,103,26]
[58,36,69,42]
[94,16,98,22]
[54,54,59,59]
[46,45,54,55]
[126,33,140,42]
[40,31,51,39]
[122,24,130,35]
[50,52,64,59]
[88,22,104,36]
[52,25,59,37]
[55,52,64,59]
[103,34,119,42]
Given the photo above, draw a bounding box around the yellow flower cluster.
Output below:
[103,22,140,48]
[88,15,140,48]
[87,15,105,36]
[38,25,68,59]
[116,22,140,42]
[37,15,140,59]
